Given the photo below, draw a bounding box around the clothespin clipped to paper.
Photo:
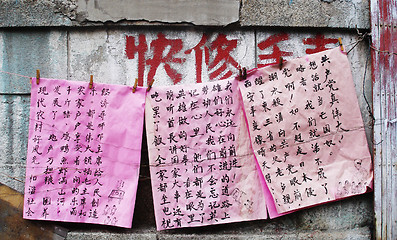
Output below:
[279,57,284,70]
[238,67,247,80]
[147,78,155,92]
[36,69,40,85]
[338,37,344,52]
[132,78,138,93]
[89,75,94,89]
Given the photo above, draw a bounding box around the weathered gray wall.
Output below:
[0,0,369,28]
[0,0,374,239]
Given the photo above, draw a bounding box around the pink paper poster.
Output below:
[146,79,268,230]
[23,78,146,228]
[238,47,373,214]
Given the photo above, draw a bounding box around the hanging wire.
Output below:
[370,45,397,56]
[347,31,369,55]
[0,69,31,79]
[0,30,388,185]
[363,45,375,122]
[0,172,25,183]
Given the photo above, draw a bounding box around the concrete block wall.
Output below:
[0,1,374,239]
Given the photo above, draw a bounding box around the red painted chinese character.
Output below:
[146,33,186,84]
[126,34,148,86]
[257,33,292,68]
[209,34,239,80]
[185,34,239,82]
[184,34,209,83]
[303,34,338,54]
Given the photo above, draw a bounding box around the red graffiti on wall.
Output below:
[257,33,293,68]
[126,33,185,85]
[185,34,240,83]
[126,33,240,85]
[126,34,147,86]
[208,34,239,80]
[303,34,339,54]
[146,33,186,84]
[126,32,339,85]
[184,34,209,83]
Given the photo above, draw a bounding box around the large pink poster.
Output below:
[23,78,146,228]
[146,79,268,230]
[238,47,373,214]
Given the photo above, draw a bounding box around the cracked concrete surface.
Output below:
[0,0,369,28]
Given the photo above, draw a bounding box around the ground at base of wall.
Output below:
[67,227,371,240]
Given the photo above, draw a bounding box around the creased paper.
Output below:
[23,78,146,228]
[238,47,373,214]
[146,79,268,230]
